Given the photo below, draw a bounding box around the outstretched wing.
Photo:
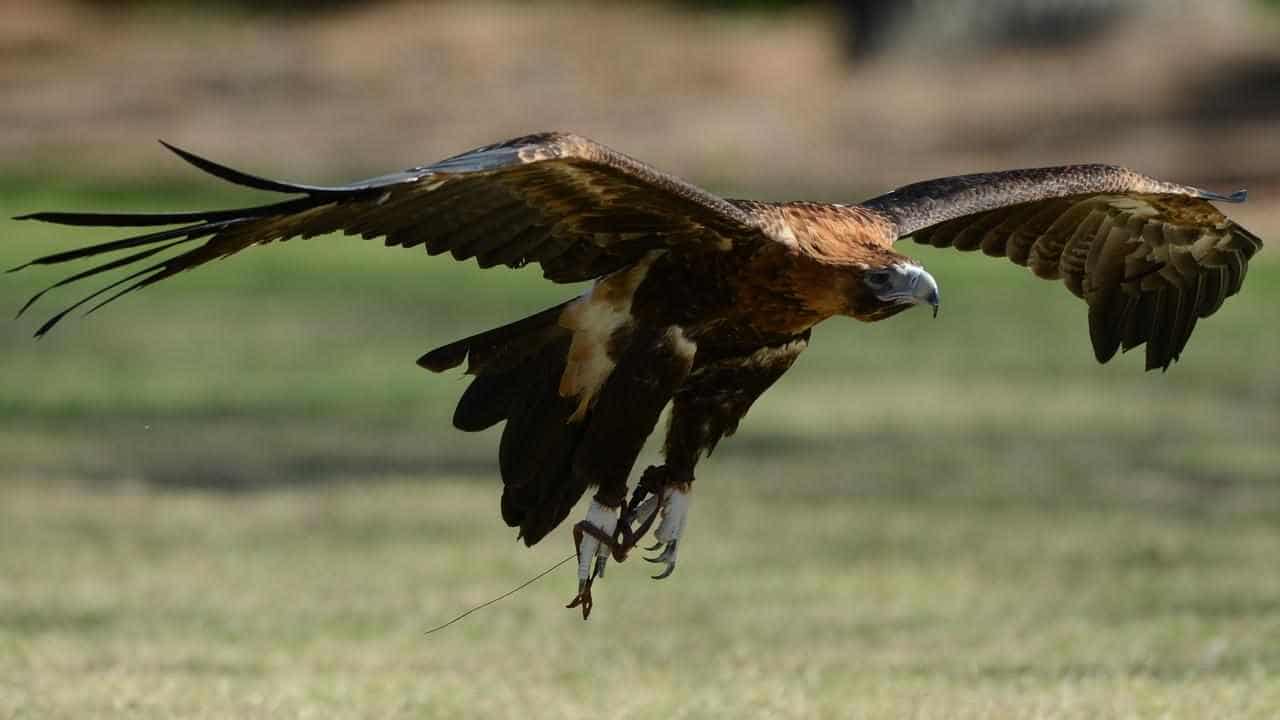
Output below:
[12,132,771,336]
[859,165,1263,370]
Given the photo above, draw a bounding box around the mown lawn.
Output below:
[2,184,1278,718]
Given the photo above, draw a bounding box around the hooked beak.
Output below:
[915,270,940,318]
[878,265,940,317]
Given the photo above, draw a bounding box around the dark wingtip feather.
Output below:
[33,306,74,338]
[1144,350,1175,373]
[158,140,335,196]
[15,209,218,227]
[16,238,191,320]
[81,272,163,319]
[1088,309,1121,364]
[26,262,165,338]
[17,288,50,319]
[16,224,202,269]
[1092,339,1120,364]
[13,196,335,235]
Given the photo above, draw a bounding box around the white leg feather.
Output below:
[567,482,693,618]
[655,486,690,544]
[577,499,618,583]
[645,486,691,579]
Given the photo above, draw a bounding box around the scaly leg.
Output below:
[643,483,690,579]
[565,465,694,618]
[566,499,618,620]
[620,465,693,580]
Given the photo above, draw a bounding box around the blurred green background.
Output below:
[2,2,1279,718]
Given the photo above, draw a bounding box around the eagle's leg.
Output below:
[567,495,621,619]
[631,334,811,583]
[567,473,672,615]
[644,484,690,579]
[634,465,692,579]
[564,326,698,618]
[601,464,693,579]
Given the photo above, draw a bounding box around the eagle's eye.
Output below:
[866,270,892,288]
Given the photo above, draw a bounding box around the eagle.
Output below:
[13,132,1262,618]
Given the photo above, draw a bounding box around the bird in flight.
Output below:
[13,132,1262,618]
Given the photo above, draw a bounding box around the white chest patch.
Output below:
[557,253,659,422]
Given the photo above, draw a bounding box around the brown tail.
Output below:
[418,300,591,545]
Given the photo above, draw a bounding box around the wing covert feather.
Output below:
[14,132,772,335]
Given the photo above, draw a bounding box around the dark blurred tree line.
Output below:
[81,0,1272,58]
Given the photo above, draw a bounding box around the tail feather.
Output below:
[453,370,520,432]
[417,300,572,375]
[495,336,589,545]
[426,304,591,546]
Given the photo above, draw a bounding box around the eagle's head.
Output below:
[845,257,939,322]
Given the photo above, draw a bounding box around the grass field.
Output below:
[2,183,1279,718]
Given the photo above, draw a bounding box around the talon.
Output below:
[566,579,594,619]
[630,495,660,526]
[646,539,679,578]
[612,492,662,560]
[565,478,692,611]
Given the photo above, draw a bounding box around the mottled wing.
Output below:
[860,165,1262,370]
[13,132,771,335]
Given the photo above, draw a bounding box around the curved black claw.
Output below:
[644,540,679,580]
[567,579,594,619]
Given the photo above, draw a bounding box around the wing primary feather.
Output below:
[1144,289,1172,371]
[15,209,243,227]
[9,223,225,271]
[12,196,322,230]
[16,238,192,318]
[1197,265,1227,316]
[32,263,167,338]
[1113,293,1141,353]
[1171,282,1201,361]
[158,140,345,196]
[1088,308,1122,363]
[80,267,177,319]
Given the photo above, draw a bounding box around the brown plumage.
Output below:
[862,167,1260,369]
[12,132,1263,577]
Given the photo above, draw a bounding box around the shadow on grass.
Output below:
[0,607,116,634]
[912,654,1273,682]
[8,416,1272,524]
